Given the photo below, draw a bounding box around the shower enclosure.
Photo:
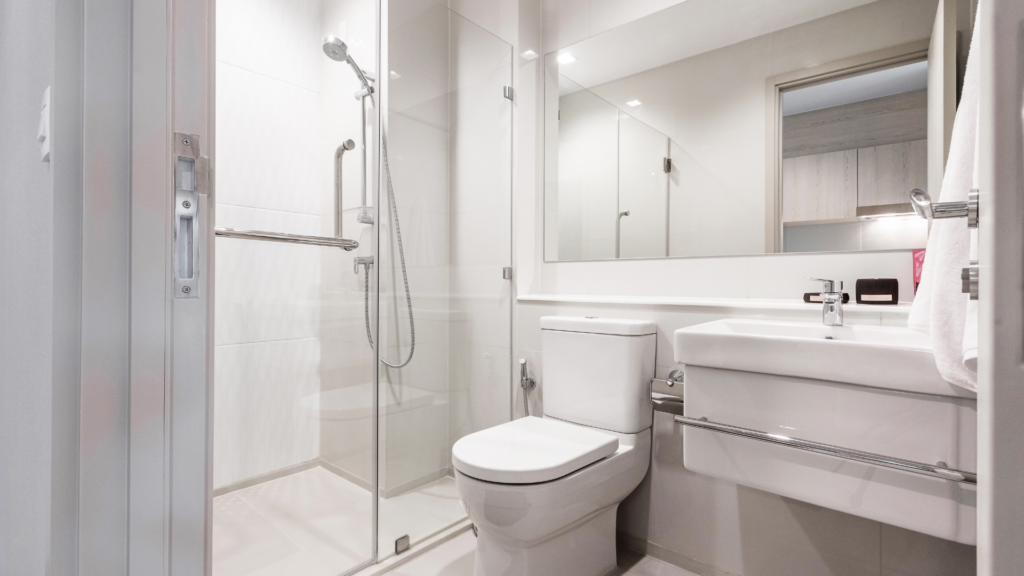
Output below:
[210,0,512,574]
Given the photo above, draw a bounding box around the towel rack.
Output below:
[674,414,977,485]
[215,227,359,250]
[909,188,979,299]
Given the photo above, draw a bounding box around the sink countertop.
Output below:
[674,319,973,399]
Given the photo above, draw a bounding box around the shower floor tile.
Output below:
[213,467,467,576]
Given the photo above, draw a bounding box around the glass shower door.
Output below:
[377,0,514,560]
[211,0,379,574]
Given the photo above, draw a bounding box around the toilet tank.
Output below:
[540,316,656,434]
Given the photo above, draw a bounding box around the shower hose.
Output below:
[363,136,415,369]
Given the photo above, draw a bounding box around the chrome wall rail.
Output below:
[215,227,359,251]
[674,415,978,485]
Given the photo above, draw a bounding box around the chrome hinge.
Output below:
[663,157,672,173]
[503,85,513,100]
[502,267,513,280]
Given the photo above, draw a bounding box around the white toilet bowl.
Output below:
[454,416,651,576]
[454,316,657,576]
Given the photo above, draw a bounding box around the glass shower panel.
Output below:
[379,1,513,559]
[211,0,377,574]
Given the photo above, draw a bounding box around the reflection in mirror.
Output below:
[554,76,670,260]
[780,61,929,253]
[544,0,961,262]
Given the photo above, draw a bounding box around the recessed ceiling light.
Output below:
[557,53,576,64]
[521,50,538,61]
[627,100,642,107]
[390,71,402,80]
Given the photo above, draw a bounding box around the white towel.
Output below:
[962,114,980,372]
[907,9,980,391]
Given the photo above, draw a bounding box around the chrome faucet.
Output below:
[808,278,844,327]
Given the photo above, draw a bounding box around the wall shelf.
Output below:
[516,293,912,317]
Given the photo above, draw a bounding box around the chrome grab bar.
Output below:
[674,415,977,485]
[215,227,359,251]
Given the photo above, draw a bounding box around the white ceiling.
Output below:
[553,0,879,88]
[781,60,928,115]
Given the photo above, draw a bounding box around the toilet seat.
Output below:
[452,416,619,484]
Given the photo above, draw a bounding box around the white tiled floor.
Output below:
[387,531,700,576]
[213,468,466,576]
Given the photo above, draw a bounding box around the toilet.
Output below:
[453,316,656,576]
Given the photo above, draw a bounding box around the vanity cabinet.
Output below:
[782,138,927,223]
[858,139,928,207]
[782,150,858,222]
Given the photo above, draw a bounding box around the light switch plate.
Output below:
[38,86,50,162]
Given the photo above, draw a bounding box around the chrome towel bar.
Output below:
[674,415,977,485]
[215,227,359,251]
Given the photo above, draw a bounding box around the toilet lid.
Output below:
[452,416,619,484]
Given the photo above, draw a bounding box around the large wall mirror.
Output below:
[544,0,969,261]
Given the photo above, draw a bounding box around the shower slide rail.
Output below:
[215,227,359,250]
[672,414,978,485]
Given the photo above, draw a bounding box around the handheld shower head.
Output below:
[322,35,374,99]
[322,36,349,62]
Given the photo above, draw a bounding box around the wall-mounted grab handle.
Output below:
[910,188,979,228]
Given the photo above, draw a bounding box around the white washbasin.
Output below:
[674,318,977,544]
[674,319,974,398]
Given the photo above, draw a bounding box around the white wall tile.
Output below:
[214,339,321,487]
[216,63,321,215]
[217,0,322,92]
[215,206,322,346]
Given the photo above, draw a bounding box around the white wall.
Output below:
[0,2,58,573]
